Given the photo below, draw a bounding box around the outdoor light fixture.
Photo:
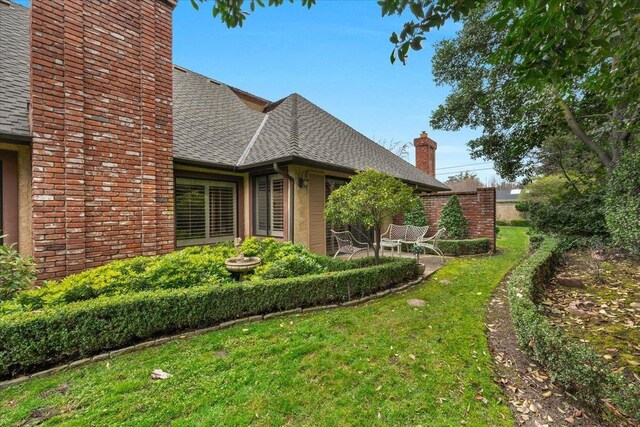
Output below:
[298,171,310,188]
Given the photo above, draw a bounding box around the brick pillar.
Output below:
[477,187,496,251]
[414,131,437,176]
[30,0,177,281]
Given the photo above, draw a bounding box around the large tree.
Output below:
[324,169,414,264]
[385,0,640,177]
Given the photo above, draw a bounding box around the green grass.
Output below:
[0,227,529,426]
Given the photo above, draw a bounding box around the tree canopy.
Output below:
[427,2,639,179]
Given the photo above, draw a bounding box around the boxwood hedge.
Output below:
[508,237,640,419]
[437,238,491,256]
[0,258,417,378]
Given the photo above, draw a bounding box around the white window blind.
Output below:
[176,178,237,246]
[254,175,284,237]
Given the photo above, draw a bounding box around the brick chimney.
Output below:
[414,131,437,176]
[30,0,177,280]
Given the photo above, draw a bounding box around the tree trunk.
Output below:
[373,225,381,264]
[556,94,614,170]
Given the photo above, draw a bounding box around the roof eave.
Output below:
[0,132,32,144]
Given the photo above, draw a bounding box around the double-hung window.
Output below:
[254,175,284,237]
[175,178,237,246]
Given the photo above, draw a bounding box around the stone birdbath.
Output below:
[225,238,261,279]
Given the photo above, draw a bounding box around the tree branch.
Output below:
[556,95,613,170]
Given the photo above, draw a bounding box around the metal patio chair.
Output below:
[415,227,447,263]
[331,229,370,259]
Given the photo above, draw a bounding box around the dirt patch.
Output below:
[543,249,640,378]
[213,349,229,359]
[39,382,70,398]
[17,407,62,427]
[487,281,604,426]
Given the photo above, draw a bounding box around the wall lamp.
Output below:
[298,171,310,188]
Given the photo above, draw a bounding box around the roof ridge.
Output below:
[289,94,300,155]
[237,114,268,166]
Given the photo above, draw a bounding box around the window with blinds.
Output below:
[175,178,237,246]
[254,175,284,237]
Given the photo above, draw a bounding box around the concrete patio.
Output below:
[337,250,450,277]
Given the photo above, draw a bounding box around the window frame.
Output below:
[175,177,238,247]
[253,174,285,238]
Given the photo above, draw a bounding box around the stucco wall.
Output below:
[0,141,32,256]
[288,165,353,255]
[496,202,525,222]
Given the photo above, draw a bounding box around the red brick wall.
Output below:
[421,188,496,251]
[30,0,177,280]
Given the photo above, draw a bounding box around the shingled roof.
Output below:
[174,68,448,190]
[0,2,30,140]
[1,3,447,190]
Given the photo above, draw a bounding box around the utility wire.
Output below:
[436,167,496,176]
[437,161,492,170]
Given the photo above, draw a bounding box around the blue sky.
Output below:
[15,0,496,182]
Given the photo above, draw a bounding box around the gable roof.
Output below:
[0,3,448,190]
[0,2,30,140]
[173,67,266,168]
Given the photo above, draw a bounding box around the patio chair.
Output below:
[402,225,429,250]
[331,229,370,259]
[380,224,407,256]
[415,227,447,263]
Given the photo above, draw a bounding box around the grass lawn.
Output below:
[0,227,528,426]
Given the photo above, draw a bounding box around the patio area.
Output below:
[337,250,450,277]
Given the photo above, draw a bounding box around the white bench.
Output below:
[380,224,429,256]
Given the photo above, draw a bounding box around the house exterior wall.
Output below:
[287,165,353,255]
[496,201,525,222]
[0,142,33,256]
[30,0,177,280]
[421,188,496,251]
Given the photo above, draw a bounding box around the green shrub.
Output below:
[0,241,36,302]
[12,245,237,312]
[605,153,640,255]
[518,174,606,238]
[435,238,490,256]
[438,195,468,239]
[5,238,338,315]
[507,236,640,418]
[404,195,428,226]
[252,254,326,280]
[509,219,530,227]
[0,258,417,378]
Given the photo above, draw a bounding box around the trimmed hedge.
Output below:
[437,238,491,256]
[507,237,640,419]
[496,219,531,227]
[0,258,417,378]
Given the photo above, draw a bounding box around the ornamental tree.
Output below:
[438,195,468,239]
[324,169,415,264]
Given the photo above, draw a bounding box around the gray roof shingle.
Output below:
[242,93,448,189]
[0,2,30,139]
[173,67,266,167]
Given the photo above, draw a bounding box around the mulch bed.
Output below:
[542,249,640,380]
[486,280,604,426]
